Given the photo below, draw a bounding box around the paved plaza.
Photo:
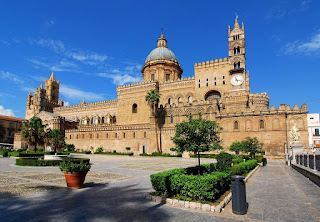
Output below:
[0,155,319,222]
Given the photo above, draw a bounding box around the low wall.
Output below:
[291,163,320,187]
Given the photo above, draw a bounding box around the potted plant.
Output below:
[59,160,91,189]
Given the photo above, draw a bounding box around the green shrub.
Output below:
[189,154,219,159]
[96,147,103,153]
[216,152,233,171]
[139,152,182,157]
[65,144,75,152]
[232,158,243,165]
[150,159,258,203]
[227,160,258,176]
[113,150,117,153]
[125,147,131,151]
[2,150,9,157]
[170,171,231,201]
[150,168,186,195]
[15,158,90,166]
[255,155,264,163]
[59,160,91,173]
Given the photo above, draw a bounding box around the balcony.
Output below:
[229,68,244,74]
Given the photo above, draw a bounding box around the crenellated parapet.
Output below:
[117,81,157,93]
[159,76,195,90]
[54,99,118,113]
[194,57,228,70]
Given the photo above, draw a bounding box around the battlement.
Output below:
[160,76,195,85]
[195,57,228,69]
[54,99,118,111]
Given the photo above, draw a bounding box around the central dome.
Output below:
[144,32,179,64]
[141,32,183,82]
[145,47,179,63]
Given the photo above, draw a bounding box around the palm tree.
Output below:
[146,89,161,152]
[47,129,65,153]
[21,117,47,152]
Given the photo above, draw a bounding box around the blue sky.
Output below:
[0,0,319,118]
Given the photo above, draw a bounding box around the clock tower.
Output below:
[228,16,249,91]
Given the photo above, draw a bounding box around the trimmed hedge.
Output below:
[16,158,90,166]
[140,152,182,157]
[150,159,258,202]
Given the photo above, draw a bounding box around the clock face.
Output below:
[230,75,243,86]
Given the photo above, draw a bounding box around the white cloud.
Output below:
[0,40,10,45]
[64,101,70,106]
[26,58,79,72]
[0,105,16,117]
[98,73,141,85]
[0,93,16,99]
[0,71,24,84]
[60,84,104,102]
[282,30,320,55]
[29,38,109,64]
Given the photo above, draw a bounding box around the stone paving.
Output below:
[0,155,319,221]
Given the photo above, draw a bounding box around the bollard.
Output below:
[262,158,267,166]
[231,175,248,215]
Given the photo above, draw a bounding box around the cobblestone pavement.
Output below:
[0,156,319,222]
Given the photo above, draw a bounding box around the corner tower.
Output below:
[141,32,183,82]
[45,70,60,104]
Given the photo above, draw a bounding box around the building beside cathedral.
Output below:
[17,17,309,157]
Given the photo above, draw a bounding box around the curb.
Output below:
[143,164,260,213]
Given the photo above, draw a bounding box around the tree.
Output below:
[241,137,263,159]
[47,129,65,153]
[21,117,47,152]
[171,114,222,175]
[229,140,245,155]
[0,123,6,142]
[146,89,161,152]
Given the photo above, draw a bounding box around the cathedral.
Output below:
[19,17,308,157]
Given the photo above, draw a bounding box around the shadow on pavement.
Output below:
[0,183,168,222]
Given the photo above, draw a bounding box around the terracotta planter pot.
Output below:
[63,171,88,189]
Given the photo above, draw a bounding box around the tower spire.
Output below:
[234,14,240,29]
[50,69,56,82]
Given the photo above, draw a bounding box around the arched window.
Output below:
[82,134,84,139]
[112,116,117,124]
[260,120,265,129]
[132,104,138,113]
[69,135,71,139]
[101,116,104,124]
[178,97,182,103]
[90,134,92,139]
[168,98,171,104]
[166,74,170,81]
[171,115,173,123]
[115,133,117,138]
[234,48,237,55]
[151,74,155,81]
[238,62,241,68]
[188,96,192,103]
[205,91,221,102]
[144,132,146,138]
[76,135,78,139]
[123,133,125,138]
[97,134,99,139]
[106,133,108,138]
[133,132,135,138]
[234,121,239,130]
[237,46,240,54]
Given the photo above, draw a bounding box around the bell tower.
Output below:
[228,16,246,72]
[45,70,60,104]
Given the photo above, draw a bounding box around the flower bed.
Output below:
[150,159,257,203]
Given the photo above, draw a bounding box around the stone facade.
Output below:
[0,115,25,145]
[22,17,309,157]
